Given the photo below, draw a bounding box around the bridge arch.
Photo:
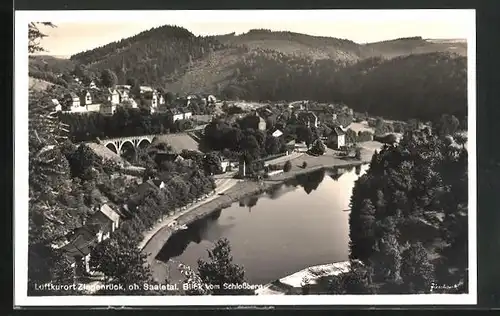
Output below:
[105,142,118,154]
[119,140,136,162]
[137,138,151,150]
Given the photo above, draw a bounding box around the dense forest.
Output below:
[336,127,468,294]
[69,25,231,85]
[224,50,467,121]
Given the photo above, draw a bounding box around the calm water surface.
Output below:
[157,165,369,285]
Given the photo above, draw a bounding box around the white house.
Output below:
[272,129,284,138]
[64,92,81,109]
[89,80,98,89]
[207,95,217,104]
[87,103,101,112]
[169,109,185,122]
[51,99,62,112]
[183,110,192,120]
[116,84,132,90]
[121,98,138,109]
[60,226,98,275]
[88,204,121,242]
[144,91,158,112]
[157,91,166,105]
[117,89,130,103]
[79,90,93,106]
[104,88,120,105]
[328,126,346,149]
[140,86,154,94]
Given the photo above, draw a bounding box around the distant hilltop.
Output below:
[425,38,467,44]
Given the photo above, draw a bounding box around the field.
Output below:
[28,77,54,91]
[347,121,375,134]
[152,133,201,153]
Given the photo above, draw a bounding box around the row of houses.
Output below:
[52,85,193,121]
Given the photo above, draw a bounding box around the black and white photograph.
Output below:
[15,9,476,306]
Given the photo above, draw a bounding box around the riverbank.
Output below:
[255,260,353,295]
[144,141,381,283]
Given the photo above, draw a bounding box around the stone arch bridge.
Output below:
[90,135,158,158]
[85,124,207,160]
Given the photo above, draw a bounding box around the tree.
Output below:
[195,238,253,295]
[203,152,222,175]
[355,147,362,160]
[264,135,281,156]
[435,114,460,137]
[371,233,403,293]
[328,261,373,294]
[283,160,292,172]
[309,139,326,156]
[165,92,175,105]
[130,83,142,99]
[126,78,137,86]
[345,128,358,144]
[67,144,100,181]
[90,236,161,294]
[302,161,308,169]
[401,242,435,294]
[100,69,118,88]
[454,133,468,149]
[28,244,79,296]
[28,22,55,53]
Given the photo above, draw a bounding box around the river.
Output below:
[156,164,370,285]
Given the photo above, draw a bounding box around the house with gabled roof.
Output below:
[79,90,93,106]
[63,92,81,109]
[157,90,166,105]
[103,88,120,105]
[143,90,159,112]
[100,100,116,116]
[60,225,98,275]
[168,108,185,122]
[116,88,130,103]
[51,99,62,112]
[328,125,346,149]
[87,204,122,242]
[298,111,319,128]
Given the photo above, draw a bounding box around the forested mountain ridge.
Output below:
[29,25,468,121]
[69,25,231,85]
[213,31,466,61]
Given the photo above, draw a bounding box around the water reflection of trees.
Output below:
[293,168,326,194]
[355,165,361,175]
[156,209,222,262]
[238,196,259,211]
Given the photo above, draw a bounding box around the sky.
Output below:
[26,9,475,57]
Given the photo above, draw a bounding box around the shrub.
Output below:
[302,161,308,169]
[283,160,292,172]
